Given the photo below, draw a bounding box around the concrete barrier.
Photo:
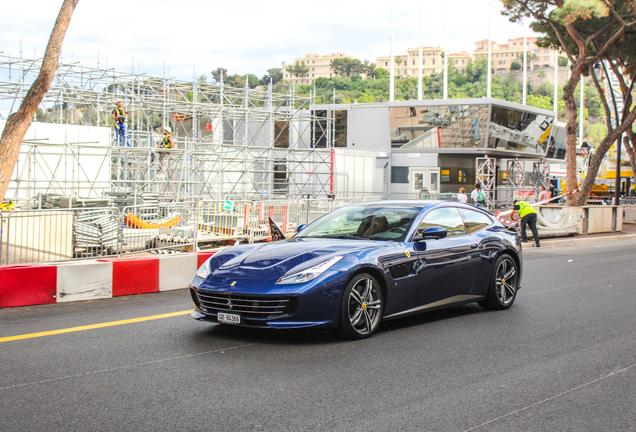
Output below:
[53,260,113,302]
[97,257,160,297]
[0,264,57,308]
[0,251,219,309]
[159,254,198,292]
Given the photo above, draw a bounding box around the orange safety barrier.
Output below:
[124,213,181,229]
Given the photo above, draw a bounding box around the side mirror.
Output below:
[296,224,307,232]
[414,226,448,241]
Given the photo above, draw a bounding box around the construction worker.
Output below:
[157,126,173,166]
[511,200,540,247]
[111,100,130,146]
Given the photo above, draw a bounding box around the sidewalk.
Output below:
[524,222,636,248]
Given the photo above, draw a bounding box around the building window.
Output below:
[413,60,416,65]
[391,167,409,184]
[423,59,426,65]
[433,59,436,65]
[385,61,388,66]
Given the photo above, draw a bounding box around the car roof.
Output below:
[341,200,496,218]
[342,200,448,210]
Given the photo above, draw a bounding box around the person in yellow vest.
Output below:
[111,100,130,146]
[157,126,173,166]
[511,200,540,247]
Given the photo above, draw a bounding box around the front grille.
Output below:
[195,290,298,320]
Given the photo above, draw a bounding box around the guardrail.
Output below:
[0,207,121,265]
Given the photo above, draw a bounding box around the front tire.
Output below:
[337,273,384,340]
[479,254,519,310]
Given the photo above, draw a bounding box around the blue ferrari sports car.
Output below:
[190,200,522,339]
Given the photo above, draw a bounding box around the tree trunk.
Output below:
[563,73,581,206]
[0,0,79,201]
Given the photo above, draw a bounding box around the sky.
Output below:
[1,0,539,82]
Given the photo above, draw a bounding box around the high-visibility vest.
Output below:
[114,107,126,123]
[516,201,537,218]
[161,134,172,149]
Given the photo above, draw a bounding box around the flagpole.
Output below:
[443,0,448,100]
[418,0,423,100]
[487,2,492,98]
[522,25,527,105]
[553,50,558,121]
[390,0,395,101]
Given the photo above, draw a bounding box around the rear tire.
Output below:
[479,254,519,310]
[337,273,383,340]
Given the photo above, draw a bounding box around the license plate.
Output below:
[218,312,241,325]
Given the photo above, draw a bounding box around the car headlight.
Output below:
[277,256,344,285]
[195,260,211,279]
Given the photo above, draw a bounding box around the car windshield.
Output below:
[295,205,422,241]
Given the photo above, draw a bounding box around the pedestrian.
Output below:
[111,100,130,147]
[549,179,559,199]
[458,187,468,203]
[471,183,486,207]
[511,200,540,247]
[157,126,173,166]
[537,185,551,203]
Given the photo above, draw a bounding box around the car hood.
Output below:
[207,238,378,285]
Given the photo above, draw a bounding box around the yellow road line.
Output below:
[0,310,193,343]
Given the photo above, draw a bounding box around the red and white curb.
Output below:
[0,251,217,309]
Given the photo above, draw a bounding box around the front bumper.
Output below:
[189,269,348,330]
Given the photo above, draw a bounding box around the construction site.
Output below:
[1,53,621,265]
[0,53,356,264]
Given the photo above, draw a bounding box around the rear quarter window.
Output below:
[459,208,493,234]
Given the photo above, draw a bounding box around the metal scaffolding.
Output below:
[0,53,334,202]
[476,156,496,209]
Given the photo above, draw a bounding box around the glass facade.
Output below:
[487,105,554,155]
[390,105,489,149]
[388,103,555,157]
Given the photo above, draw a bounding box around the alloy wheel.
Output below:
[347,277,382,335]
[496,257,517,306]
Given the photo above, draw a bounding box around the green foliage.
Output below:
[586,121,607,144]
[510,61,522,71]
[374,67,388,79]
[263,68,283,85]
[290,61,309,78]
[553,0,609,25]
[211,68,228,83]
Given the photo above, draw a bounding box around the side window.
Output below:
[418,207,466,237]
[459,208,493,234]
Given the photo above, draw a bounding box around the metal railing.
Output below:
[4,191,556,265]
[1,207,121,265]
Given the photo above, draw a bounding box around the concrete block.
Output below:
[98,257,159,296]
[0,264,57,308]
[54,260,113,302]
[159,254,198,291]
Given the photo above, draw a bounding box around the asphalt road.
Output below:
[1,240,635,432]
